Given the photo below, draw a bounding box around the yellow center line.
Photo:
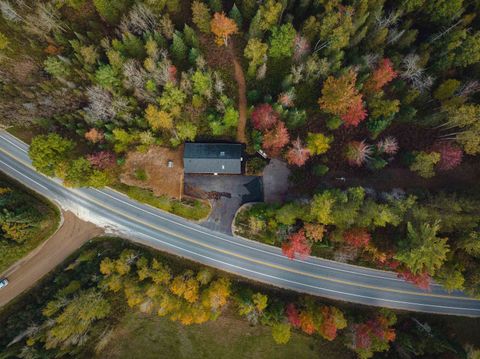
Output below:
[1,146,479,302]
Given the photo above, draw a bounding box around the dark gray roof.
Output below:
[184,143,243,174]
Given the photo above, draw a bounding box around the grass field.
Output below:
[99,308,353,359]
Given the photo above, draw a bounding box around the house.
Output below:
[183,143,243,175]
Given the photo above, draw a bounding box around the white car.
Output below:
[0,278,8,289]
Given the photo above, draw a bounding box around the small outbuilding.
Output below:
[183,143,243,175]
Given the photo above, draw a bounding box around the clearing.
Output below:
[120,145,184,199]
[99,308,353,359]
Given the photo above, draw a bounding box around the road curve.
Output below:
[1,130,479,317]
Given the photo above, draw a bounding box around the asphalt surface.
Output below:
[1,130,479,317]
[184,174,262,234]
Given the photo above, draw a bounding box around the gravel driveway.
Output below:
[184,175,263,234]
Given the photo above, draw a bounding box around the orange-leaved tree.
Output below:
[211,12,238,46]
[318,70,367,127]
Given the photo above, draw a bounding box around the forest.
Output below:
[0,0,480,357]
[0,174,59,272]
[1,238,478,358]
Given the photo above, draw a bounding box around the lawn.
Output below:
[99,308,353,359]
[0,173,60,273]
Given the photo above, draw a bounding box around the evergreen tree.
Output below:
[171,32,187,62]
[229,3,243,29]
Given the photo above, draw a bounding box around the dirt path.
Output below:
[230,48,248,144]
[0,211,103,307]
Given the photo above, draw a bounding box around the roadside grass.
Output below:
[5,125,45,145]
[98,307,353,359]
[0,172,60,273]
[112,183,211,221]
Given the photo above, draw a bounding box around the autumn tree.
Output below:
[286,137,310,166]
[40,289,110,350]
[251,103,279,131]
[211,12,238,46]
[430,141,463,171]
[236,291,268,325]
[304,223,325,242]
[349,309,397,359]
[341,96,368,127]
[201,277,231,311]
[282,229,311,259]
[170,271,200,303]
[84,128,104,144]
[262,121,289,156]
[397,269,432,290]
[87,151,116,170]
[286,300,347,340]
[272,323,292,344]
[306,133,332,156]
[319,70,367,127]
[309,191,336,225]
[364,58,398,93]
[145,104,173,131]
[343,228,371,248]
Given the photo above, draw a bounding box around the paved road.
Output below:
[1,130,479,317]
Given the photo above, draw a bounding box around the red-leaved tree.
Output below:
[286,137,311,166]
[286,303,301,328]
[340,95,368,127]
[262,121,290,157]
[350,311,396,355]
[282,229,311,259]
[318,306,343,341]
[364,58,398,93]
[87,151,116,170]
[431,141,463,171]
[343,228,371,248]
[252,103,279,131]
[397,269,431,291]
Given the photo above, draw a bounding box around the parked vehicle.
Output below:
[0,278,9,289]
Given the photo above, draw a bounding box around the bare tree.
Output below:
[0,0,21,22]
[400,53,434,92]
[84,86,116,124]
[456,81,480,98]
[23,2,66,40]
[119,3,158,35]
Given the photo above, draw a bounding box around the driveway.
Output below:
[184,175,263,234]
[263,159,290,203]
